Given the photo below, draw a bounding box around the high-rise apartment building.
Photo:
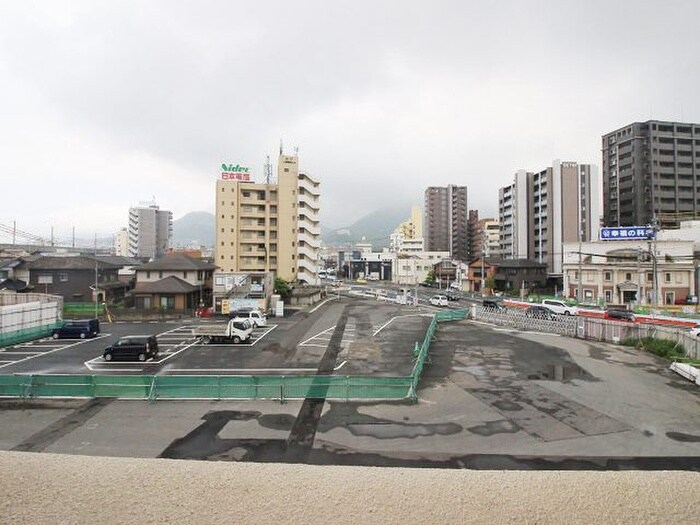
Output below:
[498,160,600,276]
[215,153,320,284]
[389,205,424,253]
[424,185,468,261]
[114,228,129,257]
[127,201,172,259]
[602,120,700,228]
[469,216,500,260]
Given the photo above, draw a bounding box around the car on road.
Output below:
[51,318,100,339]
[445,290,461,301]
[541,299,578,316]
[687,324,700,337]
[103,335,159,362]
[482,298,506,312]
[356,278,368,284]
[604,309,636,322]
[429,295,448,307]
[230,309,267,328]
[525,305,557,320]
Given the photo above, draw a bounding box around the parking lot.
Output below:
[0,296,439,377]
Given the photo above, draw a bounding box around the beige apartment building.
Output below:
[215,153,320,284]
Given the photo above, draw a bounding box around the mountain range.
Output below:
[172,203,414,249]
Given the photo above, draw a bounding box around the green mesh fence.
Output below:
[64,303,104,316]
[0,310,466,401]
[0,323,62,348]
[0,374,414,400]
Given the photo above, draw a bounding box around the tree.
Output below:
[424,269,436,284]
[484,276,496,293]
[274,277,291,302]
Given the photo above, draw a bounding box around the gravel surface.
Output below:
[1,451,698,524]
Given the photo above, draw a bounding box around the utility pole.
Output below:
[12,220,16,245]
[577,230,583,304]
[94,234,99,319]
[480,224,486,294]
[637,247,643,305]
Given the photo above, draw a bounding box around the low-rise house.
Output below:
[12,255,125,303]
[467,258,548,293]
[132,254,216,311]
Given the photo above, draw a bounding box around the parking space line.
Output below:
[0,335,111,370]
[300,327,335,346]
[373,314,434,336]
[0,351,41,355]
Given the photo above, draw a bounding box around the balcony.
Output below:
[298,175,320,197]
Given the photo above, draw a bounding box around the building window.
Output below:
[665,273,671,283]
[604,290,612,302]
[183,271,188,279]
[146,271,150,279]
[647,272,653,282]
[59,273,68,282]
[604,271,611,281]
[574,271,579,281]
[625,272,632,281]
[665,292,675,305]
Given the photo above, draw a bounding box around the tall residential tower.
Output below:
[424,185,468,261]
[127,201,172,259]
[498,160,600,276]
[602,120,700,228]
[214,153,320,284]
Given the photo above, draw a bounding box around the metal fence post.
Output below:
[280,375,285,404]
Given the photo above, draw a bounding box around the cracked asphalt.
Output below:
[1,304,700,470]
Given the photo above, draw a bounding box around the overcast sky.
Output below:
[1,0,699,245]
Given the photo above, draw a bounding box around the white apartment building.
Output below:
[499,161,601,276]
[128,201,172,259]
[114,228,129,257]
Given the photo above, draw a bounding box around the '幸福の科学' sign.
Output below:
[600,226,655,241]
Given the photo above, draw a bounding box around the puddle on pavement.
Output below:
[347,422,461,439]
[527,363,591,381]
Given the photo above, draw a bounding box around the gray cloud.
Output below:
[1,0,699,243]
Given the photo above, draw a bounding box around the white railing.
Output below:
[472,306,700,360]
[298,176,320,196]
[297,231,320,247]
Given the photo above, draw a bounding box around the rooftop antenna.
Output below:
[279,139,283,155]
[264,155,273,184]
[294,146,299,155]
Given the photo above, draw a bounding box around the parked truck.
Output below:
[192,319,253,344]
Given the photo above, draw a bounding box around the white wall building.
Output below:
[128,201,172,259]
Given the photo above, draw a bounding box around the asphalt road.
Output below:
[2,309,699,469]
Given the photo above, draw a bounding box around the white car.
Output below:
[230,310,267,328]
[542,299,578,316]
[429,295,448,307]
[688,325,700,337]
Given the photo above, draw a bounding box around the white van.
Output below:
[541,299,578,316]
[230,310,267,327]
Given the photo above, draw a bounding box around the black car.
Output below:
[103,335,159,362]
[482,299,506,311]
[51,318,100,339]
[525,305,557,320]
[604,309,636,322]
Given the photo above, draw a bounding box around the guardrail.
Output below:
[0,310,469,402]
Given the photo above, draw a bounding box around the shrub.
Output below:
[621,337,685,360]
